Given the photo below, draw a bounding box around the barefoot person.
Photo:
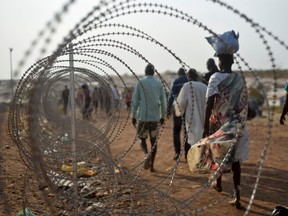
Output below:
[187,31,249,209]
[131,63,167,172]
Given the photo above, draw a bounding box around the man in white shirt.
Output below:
[175,69,207,158]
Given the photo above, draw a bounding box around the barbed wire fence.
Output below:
[2,0,287,215]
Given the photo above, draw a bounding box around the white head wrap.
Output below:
[206,30,239,56]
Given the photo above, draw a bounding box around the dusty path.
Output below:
[0,110,287,215]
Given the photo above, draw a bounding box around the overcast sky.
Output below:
[0,0,288,80]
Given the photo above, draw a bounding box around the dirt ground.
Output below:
[0,109,287,216]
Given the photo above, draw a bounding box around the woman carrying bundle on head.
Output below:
[187,30,249,210]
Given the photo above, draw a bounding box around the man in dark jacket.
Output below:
[202,58,219,85]
[167,68,188,160]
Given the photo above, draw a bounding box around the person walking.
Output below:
[187,31,249,209]
[124,87,133,112]
[280,81,288,125]
[61,85,69,115]
[174,69,207,159]
[131,63,167,172]
[79,84,92,120]
[204,53,249,209]
[167,68,188,160]
[202,58,219,85]
[92,86,99,114]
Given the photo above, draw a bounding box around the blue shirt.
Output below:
[131,75,167,121]
[167,75,188,112]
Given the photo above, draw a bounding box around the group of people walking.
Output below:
[131,57,247,209]
[61,83,93,119]
[58,30,288,211]
[130,30,250,210]
[61,82,119,120]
